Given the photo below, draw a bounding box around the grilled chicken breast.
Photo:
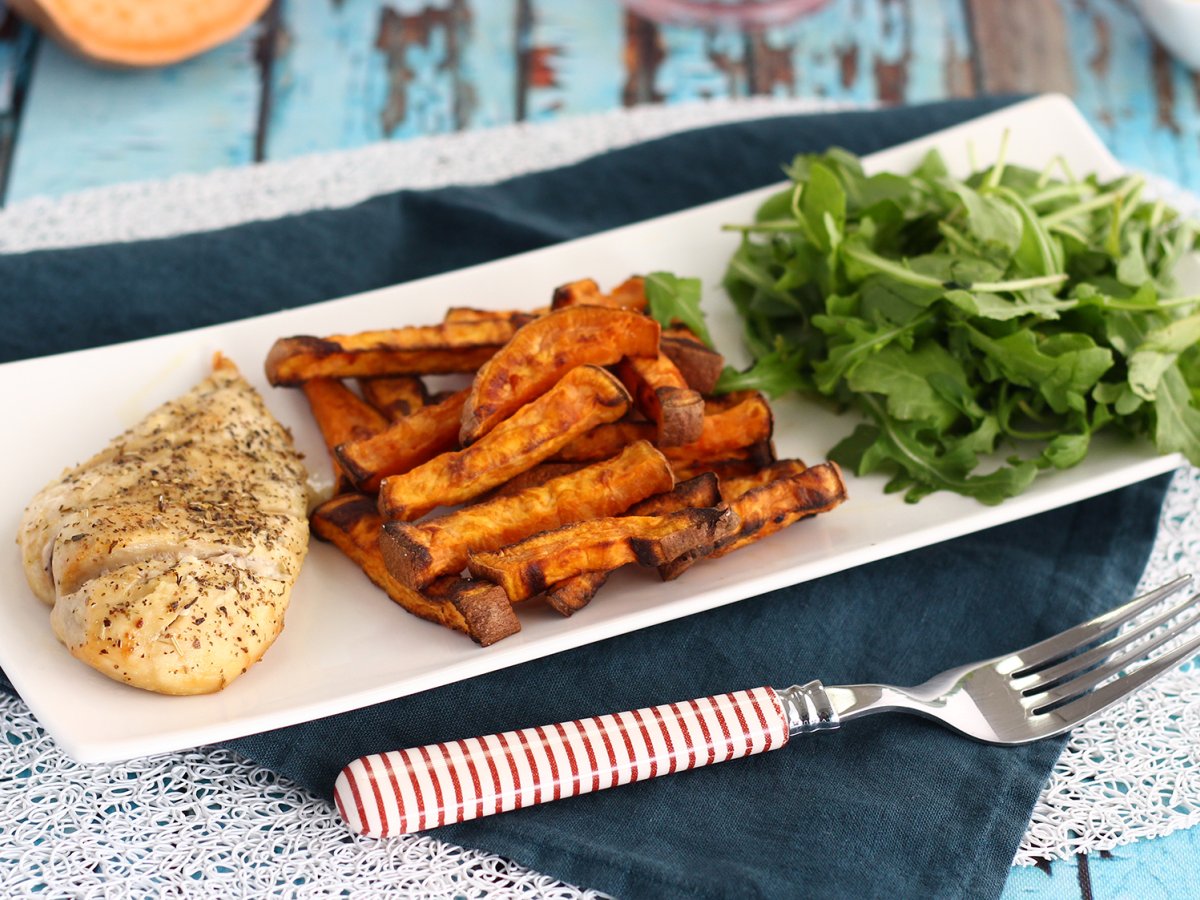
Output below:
[18,355,309,695]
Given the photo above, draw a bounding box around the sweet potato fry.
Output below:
[468,506,739,602]
[336,388,468,493]
[444,307,541,324]
[380,441,673,589]
[555,391,774,464]
[627,473,721,516]
[615,353,704,446]
[552,420,653,462]
[265,318,523,385]
[378,364,631,521]
[670,455,764,484]
[537,473,721,616]
[309,494,520,646]
[542,571,610,617]
[301,378,390,492]
[357,376,428,420]
[551,276,647,313]
[660,462,847,580]
[661,327,724,394]
[711,462,846,558]
[719,459,808,500]
[550,279,602,308]
[609,276,648,311]
[459,305,660,443]
[666,392,773,459]
[476,462,589,501]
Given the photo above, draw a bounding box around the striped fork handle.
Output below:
[335,682,838,837]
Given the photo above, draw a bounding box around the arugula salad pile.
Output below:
[718,144,1200,504]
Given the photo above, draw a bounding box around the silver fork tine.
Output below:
[1012,575,1192,674]
[1028,597,1200,708]
[1034,630,1200,722]
[1019,589,1200,691]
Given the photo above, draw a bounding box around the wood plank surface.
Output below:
[1053,0,1200,190]
[966,0,1074,95]
[0,2,1197,898]
[1,0,1199,201]
[0,2,36,203]
[3,10,267,202]
[519,0,624,120]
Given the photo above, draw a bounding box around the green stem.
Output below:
[722,221,807,234]
[1097,294,1200,311]
[1042,177,1143,226]
[1162,295,1200,308]
[1149,199,1166,231]
[1027,183,1090,208]
[1035,155,1078,189]
[1106,192,1124,257]
[937,220,977,255]
[970,273,1069,293]
[841,244,946,289]
[844,245,1067,294]
[1047,222,1090,244]
[983,130,1011,191]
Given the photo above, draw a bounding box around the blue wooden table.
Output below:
[0,1,1197,896]
[0,0,1199,203]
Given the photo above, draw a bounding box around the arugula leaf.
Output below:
[720,145,1200,503]
[800,162,846,254]
[644,271,713,347]
[843,342,965,431]
[943,288,1075,321]
[715,343,811,398]
[831,394,1039,505]
[1153,366,1200,465]
[965,327,1113,415]
[944,181,1023,255]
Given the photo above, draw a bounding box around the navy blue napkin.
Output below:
[0,98,1171,899]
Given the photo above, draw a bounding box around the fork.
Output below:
[335,575,1200,838]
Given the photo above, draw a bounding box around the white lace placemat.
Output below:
[1,98,1197,896]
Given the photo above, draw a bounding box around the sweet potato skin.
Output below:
[378,364,632,521]
[379,440,673,589]
[309,493,520,646]
[335,389,468,493]
[661,327,724,394]
[615,354,704,447]
[460,306,660,443]
[467,506,739,601]
[265,318,523,385]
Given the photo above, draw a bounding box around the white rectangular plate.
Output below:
[0,95,1188,763]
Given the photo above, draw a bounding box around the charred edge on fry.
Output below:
[309,493,375,537]
[265,336,341,384]
[543,571,609,617]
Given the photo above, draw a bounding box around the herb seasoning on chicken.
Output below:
[17,355,309,695]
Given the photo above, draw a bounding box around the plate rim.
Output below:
[2,93,1183,763]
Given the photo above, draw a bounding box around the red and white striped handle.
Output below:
[335,686,789,837]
